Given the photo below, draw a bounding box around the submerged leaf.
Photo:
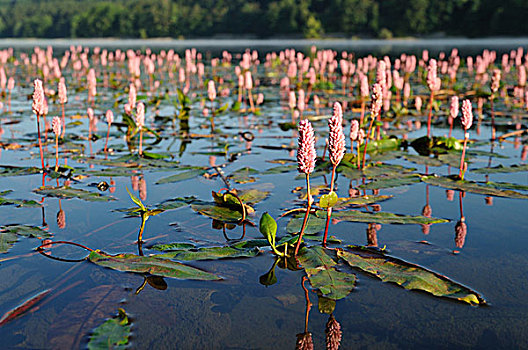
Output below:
[88,250,221,280]
[337,247,485,305]
[297,246,356,300]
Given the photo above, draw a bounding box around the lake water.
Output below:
[0,39,527,349]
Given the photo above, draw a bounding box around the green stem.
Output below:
[138,212,147,242]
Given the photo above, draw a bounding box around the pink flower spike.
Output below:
[244,71,253,90]
[106,110,114,125]
[207,80,216,101]
[32,79,45,116]
[297,119,316,175]
[427,59,439,92]
[52,116,61,136]
[329,102,345,166]
[371,83,383,117]
[350,120,359,141]
[449,96,459,122]
[491,69,501,93]
[136,102,145,128]
[461,99,473,130]
[128,84,137,109]
[58,78,67,104]
[87,107,94,121]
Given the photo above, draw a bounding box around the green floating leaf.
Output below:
[237,187,271,205]
[228,167,259,184]
[404,154,444,167]
[319,191,338,208]
[88,250,221,280]
[359,174,421,190]
[286,213,326,234]
[297,246,356,300]
[191,204,243,222]
[1,224,52,238]
[0,232,17,254]
[33,186,115,202]
[318,209,449,225]
[362,137,401,153]
[157,196,198,211]
[482,181,528,191]
[0,191,41,208]
[262,164,297,174]
[0,165,41,177]
[420,175,528,199]
[153,246,260,261]
[87,308,131,350]
[149,242,196,251]
[334,195,393,209]
[155,169,207,184]
[472,164,528,174]
[337,247,485,305]
[467,150,508,159]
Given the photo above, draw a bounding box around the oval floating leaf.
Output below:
[337,247,485,305]
[297,246,356,300]
[321,209,449,225]
[153,246,260,261]
[420,175,528,199]
[33,186,115,202]
[88,250,221,280]
[155,169,207,184]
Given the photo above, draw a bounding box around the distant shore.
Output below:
[1,37,528,48]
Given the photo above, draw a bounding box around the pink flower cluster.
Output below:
[461,99,473,130]
[32,79,45,116]
[297,119,316,175]
[328,102,345,166]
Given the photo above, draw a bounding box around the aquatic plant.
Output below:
[459,99,474,180]
[51,116,61,171]
[31,79,45,170]
[295,119,316,256]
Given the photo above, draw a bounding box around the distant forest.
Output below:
[1,0,527,39]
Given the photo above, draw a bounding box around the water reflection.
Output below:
[454,191,468,253]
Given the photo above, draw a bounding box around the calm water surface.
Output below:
[0,39,526,349]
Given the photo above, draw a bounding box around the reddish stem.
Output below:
[295,174,312,256]
[459,132,468,179]
[427,91,435,138]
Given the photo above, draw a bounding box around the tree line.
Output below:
[0,0,527,39]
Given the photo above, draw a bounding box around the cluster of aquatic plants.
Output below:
[0,44,527,348]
